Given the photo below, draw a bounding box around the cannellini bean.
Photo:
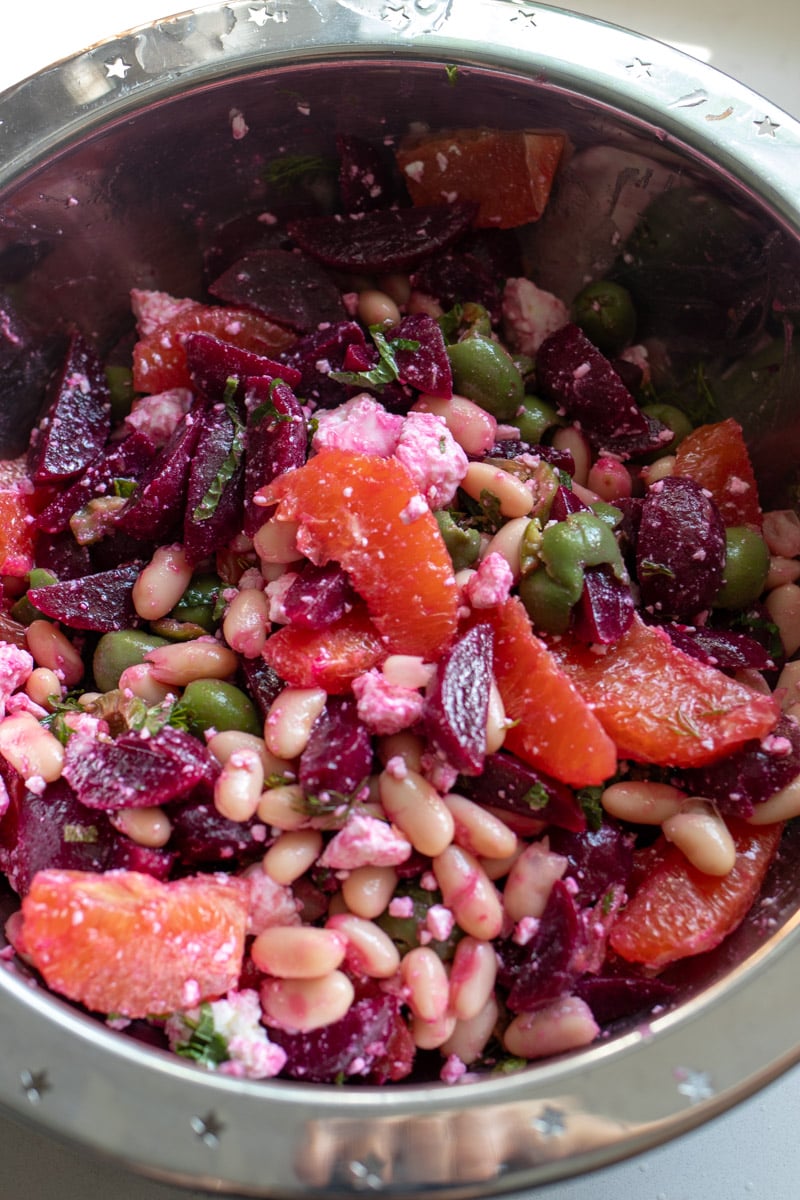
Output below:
[482,803,546,839]
[411,1011,457,1050]
[449,936,498,1021]
[662,800,737,876]
[401,946,450,1022]
[357,288,401,328]
[341,865,398,918]
[641,455,676,486]
[776,660,800,711]
[132,543,192,621]
[376,272,411,307]
[257,783,308,831]
[551,426,591,486]
[747,772,800,824]
[503,840,568,922]
[326,913,400,979]
[145,639,238,686]
[253,518,305,563]
[444,793,518,860]
[762,509,800,558]
[586,456,633,502]
[479,842,525,881]
[381,655,433,689]
[222,587,270,658]
[601,780,686,825]
[252,926,347,978]
[265,687,327,759]
[262,830,322,885]
[110,806,172,848]
[460,462,533,519]
[441,996,499,1065]
[208,729,293,780]
[376,732,424,771]
[260,971,354,1031]
[433,845,504,940]
[412,393,497,456]
[379,768,455,857]
[503,995,599,1060]
[0,712,64,783]
[484,680,508,754]
[24,667,62,710]
[406,290,443,318]
[117,663,174,704]
[765,583,800,656]
[483,516,530,582]
[25,620,84,687]
[214,748,264,823]
[765,555,800,591]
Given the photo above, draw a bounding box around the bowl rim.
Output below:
[0,1,799,1194]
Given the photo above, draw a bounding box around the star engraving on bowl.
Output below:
[248,2,289,23]
[346,1153,387,1191]
[20,1068,51,1105]
[380,2,412,30]
[104,58,132,81]
[626,57,653,79]
[191,1110,226,1146]
[755,115,780,137]
[674,1067,715,1104]
[531,1104,567,1136]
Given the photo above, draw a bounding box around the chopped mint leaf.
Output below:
[193,381,246,522]
[329,326,419,391]
[445,63,459,86]
[111,478,138,499]
[174,1003,229,1068]
[577,785,604,831]
[264,153,336,190]
[522,781,550,811]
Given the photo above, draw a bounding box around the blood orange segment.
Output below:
[0,483,36,577]
[609,820,783,968]
[20,869,250,1018]
[546,614,779,767]
[260,449,459,660]
[132,304,296,394]
[483,597,617,788]
[396,128,566,229]
[264,607,387,693]
[673,418,762,528]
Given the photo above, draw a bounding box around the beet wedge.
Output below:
[114,410,203,542]
[27,329,111,484]
[243,378,307,536]
[209,248,345,334]
[28,562,141,632]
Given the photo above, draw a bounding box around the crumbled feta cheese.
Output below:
[425,904,455,941]
[419,750,459,794]
[264,572,298,624]
[130,289,198,338]
[501,277,569,356]
[317,812,412,869]
[352,668,425,735]
[168,989,287,1079]
[312,394,403,457]
[388,895,415,918]
[124,388,193,447]
[399,494,429,524]
[393,410,468,509]
[440,1054,467,1085]
[464,552,514,609]
[245,868,301,936]
[0,644,33,719]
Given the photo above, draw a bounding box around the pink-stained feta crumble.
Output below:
[317,812,412,869]
[399,494,429,524]
[264,572,298,624]
[393,410,468,509]
[388,895,415,918]
[425,904,455,942]
[0,644,33,719]
[5,693,48,720]
[312,394,404,457]
[513,916,540,946]
[352,668,425,735]
[130,289,198,338]
[464,551,514,609]
[501,277,569,356]
[245,867,302,936]
[124,388,193,447]
[727,475,750,496]
[0,774,9,820]
[168,989,287,1079]
[440,1054,468,1085]
[384,754,409,781]
[420,750,459,795]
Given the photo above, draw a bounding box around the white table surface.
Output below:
[1,2,799,1197]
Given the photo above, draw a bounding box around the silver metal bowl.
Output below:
[1,2,799,1194]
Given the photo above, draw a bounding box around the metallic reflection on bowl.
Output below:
[0,1,799,1194]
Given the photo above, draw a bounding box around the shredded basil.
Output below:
[264,153,336,190]
[193,380,245,523]
[577,785,605,831]
[329,326,420,391]
[174,1003,229,1068]
[522,781,550,811]
[111,478,138,499]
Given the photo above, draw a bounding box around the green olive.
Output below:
[713,527,770,609]
[572,280,637,355]
[170,573,223,633]
[93,629,169,693]
[511,395,563,445]
[181,679,261,737]
[105,365,135,423]
[11,568,58,626]
[641,402,694,457]
[447,336,524,421]
[434,510,481,571]
[519,569,575,634]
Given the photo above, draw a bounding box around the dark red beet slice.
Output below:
[387,313,452,399]
[549,483,590,521]
[572,565,634,645]
[202,212,289,283]
[243,378,307,536]
[497,880,582,1013]
[238,656,285,720]
[28,562,141,632]
[170,797,263,867]
[115,410,203,541]
[337,134,399,214]
[35,431,157,535]
[636,476,726,619]
[107,840,175,880]
[287,202,479,274]
[267,979,413,1083]
[424,623,493,776]
[662,624,774,671]
[282,562,356,630]
[547,821,635,906]
[412,249,501,319]
[208,248,345,333]
[33,531,92,581]
[0,305,58,459]
[574,973,676,1024]
[185,331,301,404]
[62,726,218,811]
[27,330,111,484]
[298,697,373,798]
[183,402,246,563]
[282,320,368,409]
[457,750,586,833]
[677,713,800,818]
[536,324,669,458]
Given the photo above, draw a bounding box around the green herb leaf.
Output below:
[576,785,604,831]
[174,1003,229,1068]
[111,478,138,499]
[193,380,246,523]
[329,326,420,391]
[264,153,336,191]
[445,63,459,86]
[63,823,99,844]
[522,781,550,811]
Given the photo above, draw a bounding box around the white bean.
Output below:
[483,517,530,582]
[260,971,354,1031]
[662,800,736,876]
[503,995,599,1059]
[264,687,326,759]
[601,780,686,825]
[253,518,305,563]
[379,768,455,857]
[132,543,192,621]
[503,840,568,922]
[460,462,534,519]
[765,583,800,656]
[776,661,800,711]
[412,394,497,456]
[747,772,800,824]
[441,996,499,1065]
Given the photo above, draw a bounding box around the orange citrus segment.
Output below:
[674,418,762,528]
[264,607,387,693]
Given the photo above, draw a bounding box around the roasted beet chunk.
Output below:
[662,624,774,671]
[547,821,635,906]
[299,697,373,798]
[238,656,285,720]
[35,431,157,535]
[571,565,635,645]
[497,880,582,1012]
[28,562,141,632]
[243,378,307,536]
[636,476,726,619]
[170,797,263,866]
[424,623,493,776]
[183,400,246,563]
[281,320,368,410]
[677,713,800,818]
[185,331,301,404]
[535,323,669,458]
[208,248,345,334]
[282,562,356,629]
[63,726,218,810]
[574,973,676,1024]
[287,202,478,274]
[27,329,111,483]
[114,410,203,542]
[386,314,452,399]
[456,751,586,833]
